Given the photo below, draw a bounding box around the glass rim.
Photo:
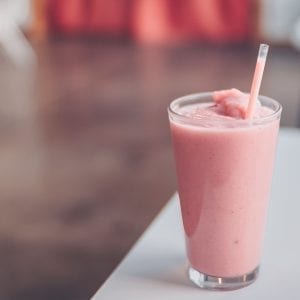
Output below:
[168,92,282,126]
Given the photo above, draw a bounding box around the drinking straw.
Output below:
[246,44,269,119]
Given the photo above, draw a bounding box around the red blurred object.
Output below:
[88,0,129,35]
[47,0,86,34]
[46,0,253,43]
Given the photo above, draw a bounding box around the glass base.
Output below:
[188,266,259,291]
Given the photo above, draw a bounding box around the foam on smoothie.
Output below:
[181,89,272,127]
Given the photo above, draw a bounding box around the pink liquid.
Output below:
[170,90,280,277]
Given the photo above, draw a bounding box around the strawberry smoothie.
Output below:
[168,89,281,289]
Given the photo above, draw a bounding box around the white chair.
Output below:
[0,0,36,66]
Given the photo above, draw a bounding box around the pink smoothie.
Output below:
[169,89,280,277]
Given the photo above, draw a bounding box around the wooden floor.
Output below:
[0,39,299,300]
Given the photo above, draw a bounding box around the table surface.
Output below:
[92,128,300,300]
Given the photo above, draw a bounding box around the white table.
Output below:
[92,128,300,299]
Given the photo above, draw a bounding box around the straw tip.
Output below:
[258,44,269,58]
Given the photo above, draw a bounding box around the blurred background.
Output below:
[0,0,300,299]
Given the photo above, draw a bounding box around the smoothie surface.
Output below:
[180,89,272,127]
